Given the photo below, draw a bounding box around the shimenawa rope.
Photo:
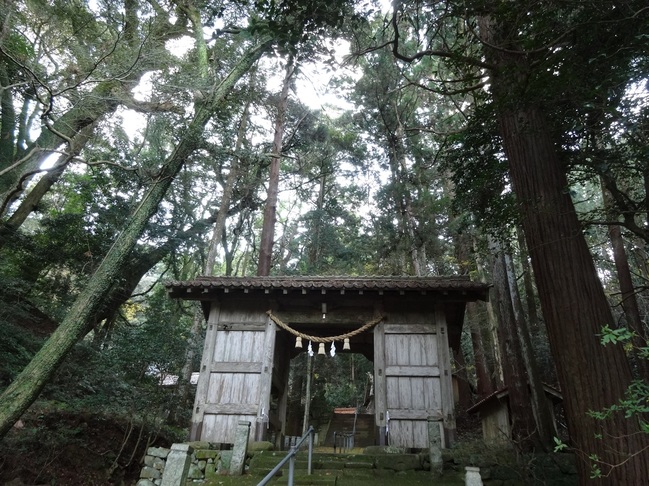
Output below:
[266,310,383,343]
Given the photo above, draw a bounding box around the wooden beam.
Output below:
[388,410,443,421]
[217,322,266,331]
[384,323,436,334]
[374,322,386,427]
[212,362,263,373]
[203,403,258,415]
[385,365,440,377]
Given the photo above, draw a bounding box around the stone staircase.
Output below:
[199,450,466,486]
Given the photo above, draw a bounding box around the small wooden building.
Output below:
[166,276,488,449]
[466,384,563,444]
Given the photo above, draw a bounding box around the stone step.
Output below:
[291,470,341,485]
[238,450,470,486]
[201,471,465,486]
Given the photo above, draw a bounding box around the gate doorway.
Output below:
[166,276,488,449]
[282,351,375,450]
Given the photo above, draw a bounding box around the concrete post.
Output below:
[160,443,193,486]
[427,417,443,476]
[230,421,251,475]
[465,466,484,486]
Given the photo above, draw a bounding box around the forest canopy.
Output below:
[1,0,648,484]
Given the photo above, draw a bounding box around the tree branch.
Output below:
[390,1,495,70]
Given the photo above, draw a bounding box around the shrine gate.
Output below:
[166,276,488,449]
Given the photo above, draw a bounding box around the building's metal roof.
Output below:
[166,275,490,299]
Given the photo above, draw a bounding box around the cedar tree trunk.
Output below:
[498,97,649,484]
[480,14,649,481]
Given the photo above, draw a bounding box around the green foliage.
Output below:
[553,436,567,452]
[599,325,635,347]
[323,381,359,409]
[442,101,518,237]
[248,0,358,56]
[0,322,43,388]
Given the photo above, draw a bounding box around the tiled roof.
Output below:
[166,275,490,298]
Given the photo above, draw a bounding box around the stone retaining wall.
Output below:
[136,442,233,486]
[136,442,578,486]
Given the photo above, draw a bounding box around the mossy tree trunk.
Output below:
[0,38,271,439]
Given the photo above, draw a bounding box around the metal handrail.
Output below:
[257,426,314,486]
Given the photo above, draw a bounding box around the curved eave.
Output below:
[165,276,490,302]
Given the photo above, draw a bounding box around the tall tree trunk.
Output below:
[0,38,271,439]
[454,225,495,396]
[481,18,649,475]
[504,250,555,449]
[302,354,313,435]
[308,173,327,270]
[491,243,538,449]
[391,121,423,276]
[466,304,495,397]
[475,249,505,387]
[516,226,540,330]
[601,180,649,379]
[0,62,16,166]
[257,56,294,276]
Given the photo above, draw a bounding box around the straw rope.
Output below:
[266,310,384,343]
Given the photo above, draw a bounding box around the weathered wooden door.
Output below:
[374,308,453,448]
[191,303,276,443]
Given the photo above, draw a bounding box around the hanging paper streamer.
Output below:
[307,341,314,357]
[329,342,336,357]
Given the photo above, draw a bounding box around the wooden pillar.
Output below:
[255,314,276,442]
[373,321,387,445]
[190,301,221,440]
[435,305,456,447]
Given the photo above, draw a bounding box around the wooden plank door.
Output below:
[374,317,444,448]
[191,304,276,443]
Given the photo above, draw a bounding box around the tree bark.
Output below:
[308,173,327,270]
[504,250,555,449]
[516,226,539,330]
[493,68,648,486]
[257,56,294,276]
[454,226,495,396]
[0,38,271,439]
[0,62,16,166]
[475,249,505,387]
[467,304,495,397]
[478,13,649,480]
[491,243,538,449]
[601,180,649,379]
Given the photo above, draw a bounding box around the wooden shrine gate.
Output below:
[373,309,453,448]
[166,276,488,448]
[190,304,278,443]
